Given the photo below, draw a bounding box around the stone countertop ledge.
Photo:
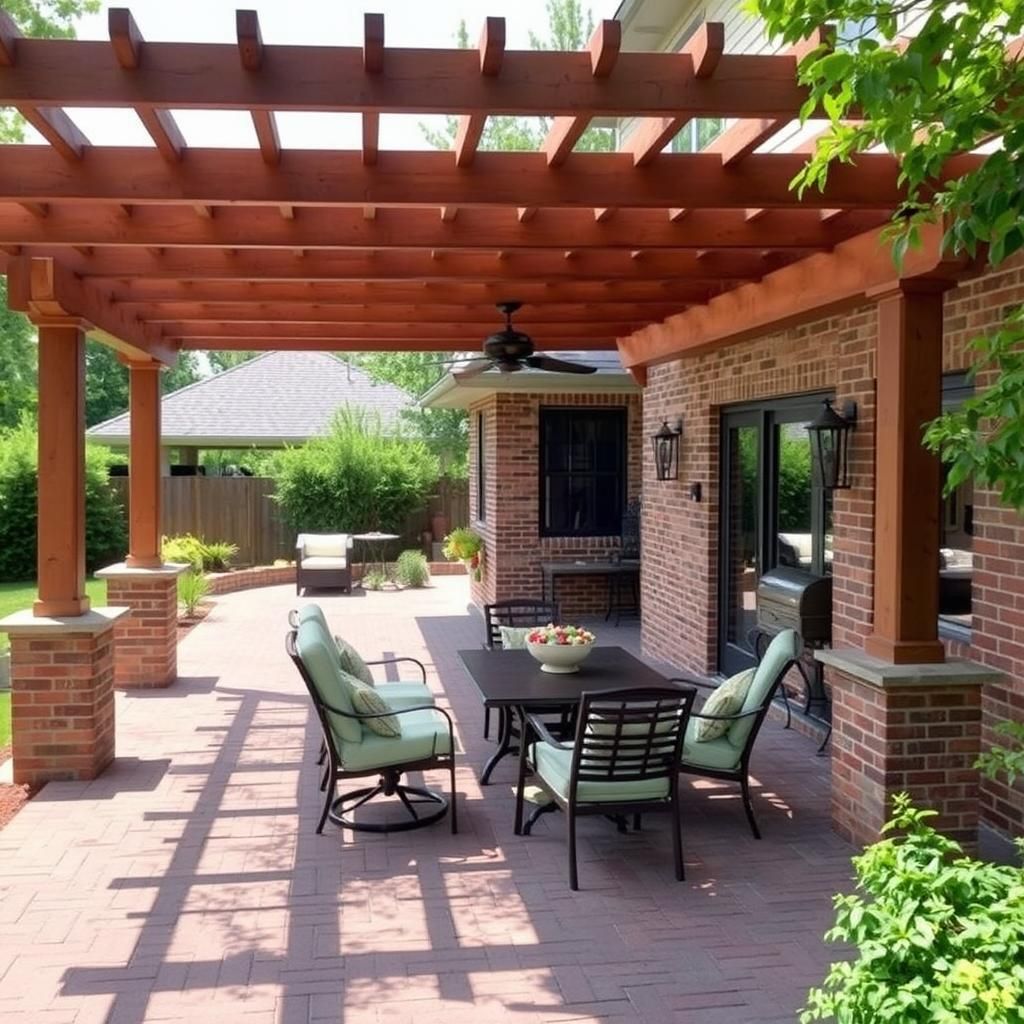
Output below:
[816,647,1005,688]
[95,562,190,579]
[0,607,129,636]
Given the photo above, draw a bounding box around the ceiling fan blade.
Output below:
[455,359,495,379]
[524,355,598,375]
[420,356,491,366]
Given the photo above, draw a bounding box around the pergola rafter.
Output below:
[0,8,991,365]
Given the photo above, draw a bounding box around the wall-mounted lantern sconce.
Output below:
[807,399,857,490]
[651,419,683,481]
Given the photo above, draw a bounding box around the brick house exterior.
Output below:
[467,391,643,617]
[639,253,1024,841]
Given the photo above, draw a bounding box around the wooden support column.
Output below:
[864,282,947,664]
[34,323,90,617]
[126,363,163,569]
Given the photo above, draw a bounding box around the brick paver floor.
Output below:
[0,577,856,1023]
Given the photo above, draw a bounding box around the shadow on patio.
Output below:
[0,577,855,1024]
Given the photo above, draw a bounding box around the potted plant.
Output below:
[442,527,484,581]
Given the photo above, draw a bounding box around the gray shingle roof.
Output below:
[87,351,415,446]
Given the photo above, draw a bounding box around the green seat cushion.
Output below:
[333,634,375,685]
[695,669,754,741]
[680,719,741,772]
[375,682,434,708]
[728,629,799,749]
[349,677,401,738]
[296,619,362,745]
[338,707,452,771]
[531,742,670,803]
[498,625,533,649]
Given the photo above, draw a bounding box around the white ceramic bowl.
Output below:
[526,640,595,674]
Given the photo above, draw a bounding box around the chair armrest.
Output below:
[346,535,354,551]
[668,676,715,691]
[690,706,763,723]
[524,712,573,750]
[287,609,300,628]
[364,656,427,684]
[295,538,306,559]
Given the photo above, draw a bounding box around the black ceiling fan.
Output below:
[449,301,599,379]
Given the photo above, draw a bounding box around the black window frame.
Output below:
[476,410,487,523]
[538,406,627,539]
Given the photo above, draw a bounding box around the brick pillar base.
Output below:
[96,563,187,689]
[0,609,127,786]
[820,649,1000,849]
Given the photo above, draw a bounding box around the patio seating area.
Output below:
[0,577,854,1024]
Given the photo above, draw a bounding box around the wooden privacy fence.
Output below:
[110,476,469,567]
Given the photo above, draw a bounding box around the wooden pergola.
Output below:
[0,8,995,788]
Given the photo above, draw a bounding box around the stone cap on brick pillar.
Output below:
[816,648,1004,689]
[95,562,190,580]
[0,606,129,636]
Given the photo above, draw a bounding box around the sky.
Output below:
[21,0,623,151]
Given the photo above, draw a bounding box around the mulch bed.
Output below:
[0,744,30,830]
[177,602,213,641]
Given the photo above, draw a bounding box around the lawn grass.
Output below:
[0,692,9,748]
[0,577,107,652]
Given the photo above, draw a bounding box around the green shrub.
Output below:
[162,534,238,573]
[269,409,439,535]
[360,569,387,591]
[395,549,430,588]
[0,418,127,581]
[802,793,1024,1024]
[177,570,210,617]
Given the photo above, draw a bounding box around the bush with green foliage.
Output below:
[802,794,1024,1024]
[395,549,430,588]
[441,527,482,561]
[0,418,127,581]
[360,569,387,591]
[162,534,238,573]
[177,570,210,617]
[269,410,439,535]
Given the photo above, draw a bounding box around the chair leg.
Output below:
[632,813,642,831]
[514,714,529,836]
[567,808,579,891]
[671,797,685,881]
[741,776,761,840]
[316,768,334,834]
[316,738,326,766]
[449,758,458,835]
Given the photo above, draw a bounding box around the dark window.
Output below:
[476,412,486,523]
[539,408,626,537]
[939,373,973,635]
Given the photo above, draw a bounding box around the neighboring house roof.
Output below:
[419,350,640,410]
[87,351,415,447]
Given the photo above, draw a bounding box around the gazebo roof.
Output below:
[0,10,987,368]
[87,350,414,447]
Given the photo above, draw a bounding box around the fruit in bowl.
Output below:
[526,624,596,674]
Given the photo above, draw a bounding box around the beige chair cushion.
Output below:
[302,555,348,569]
[302,534,351,558]
[695,669,754,742]
[499,625,533,649]
[349,678,401,738]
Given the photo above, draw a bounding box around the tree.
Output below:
[753,0,1024,508]
[0,280,36,429]
[207,351,260,374]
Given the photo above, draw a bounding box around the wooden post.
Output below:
[864,282,946,664]
[126,362,163,568]
[34,323,90,617]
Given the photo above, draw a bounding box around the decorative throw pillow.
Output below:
[499,625,533,650]
[334,634,375,685]
[348,677,402,738]
[695,669,755,742]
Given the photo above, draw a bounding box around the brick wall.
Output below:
[469,391,642,617]
[106,576,178,688]
[641,253,1024,838]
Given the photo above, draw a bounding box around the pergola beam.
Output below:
[236,11,281,165]
[0,148,977,209]
[174,336,620,352]
[361,14,383,171]
[5,255,177,365]
[454,18,505,169]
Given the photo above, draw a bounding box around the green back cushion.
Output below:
[296,619,362,745]
[696,669,754,742]
[728,629,799,749]
[499,625,533,649]
[349,676,401,737]
[296,603,331,635]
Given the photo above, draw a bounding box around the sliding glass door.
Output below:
[718,395,832,674]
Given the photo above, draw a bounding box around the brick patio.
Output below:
[0,577,855,1024]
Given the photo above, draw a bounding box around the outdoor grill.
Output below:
[755,567,832,646]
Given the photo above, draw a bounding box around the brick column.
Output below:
[0,609,127,786]
[819,650,1000,848]
[96,564,187,688]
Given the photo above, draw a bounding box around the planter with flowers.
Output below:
[526,624,597,674]
[442,527,484,582]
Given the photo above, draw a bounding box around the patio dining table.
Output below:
[457,646,688,786]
